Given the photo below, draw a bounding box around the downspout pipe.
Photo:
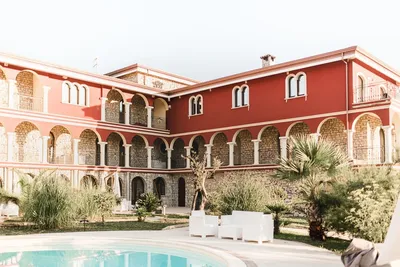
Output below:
[342,53,349,132]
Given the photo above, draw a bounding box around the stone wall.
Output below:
[0,123,7,162]
[119,73,138,83]
[78,130,98,165]
[15,122,41,163]
[320,118,347,152]
[235,130,253,165]
[105,90,123,123]
[259,127,280,164]
[0,70,8,108]
[16,71,34,110]
[171,138,185,168]
[152,139,167,168]
[353,114,382,161]
[131,136,147,168]
[130,95,147,126]
[289,122,310,137]
[137,73,186,90]
[106,133,123,166]
[211,133,229,166]
[192,136,206,161]
[49,126,72,164]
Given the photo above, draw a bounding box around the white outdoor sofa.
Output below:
[189,210,218,238]
[1,202,19,217]
[218,210,274,244]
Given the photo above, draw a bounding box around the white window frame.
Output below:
[356,73,367,103]
[232,84,250,108]
[188,94,204,117]
[62,81,90,106]
[61,81,72,103]
[285,72,307,100]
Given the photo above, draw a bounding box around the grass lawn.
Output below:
[276,231,350,254]
[0,219,177,236]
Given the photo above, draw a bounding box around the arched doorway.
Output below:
[153,177,165,200]
[131,177,145,205]
[178,178,185,207]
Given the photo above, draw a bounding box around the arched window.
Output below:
[196,96,202,114]
[78,86,86,106]
[153,177,165,199]
[70,84,78,105]
[297,74,306,96]
[242,86,249,106]
[288,76,296,97]
[358,75,365,102]
[62,82,70,103]
[234,87,240,107]
[190,97,196,115]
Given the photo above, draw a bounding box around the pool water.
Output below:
[0,249,223,267]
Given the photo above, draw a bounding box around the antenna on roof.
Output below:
[93,57,99,73]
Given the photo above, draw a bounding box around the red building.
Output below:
[0,46,399,207]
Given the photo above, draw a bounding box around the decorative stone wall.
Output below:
[49,126,72,164]
[105,90,123,123]
[320,118,347,152]
[289,122,310,137]
[78,130,98,165]
[0,123,7,162]
[119,73,138,83]
[15,122,41,163]
[152,138,167,168]
[106,133,123,166]
[235,130,253,165]
[353,114,382,161]
[192,136,206,161]
[130,95,147,126]
[131,136,147,168]
[0,70,8,108]
[16,71,34,111]
[171,138,186,168]
[211,133,229,166]
[137,73,186,90]
[259,127,280,164]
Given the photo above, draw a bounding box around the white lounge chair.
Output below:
[189,215,218,238]
[2,202,19,217]
[242,214,274,244]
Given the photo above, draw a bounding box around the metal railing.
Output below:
[353,146,385,164]
[15,94,43,112]
[152,116,166,130]
[353,81,399,104]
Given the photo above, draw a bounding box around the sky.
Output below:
[0,0,399,81]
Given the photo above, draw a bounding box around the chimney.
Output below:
[260,54,276,67]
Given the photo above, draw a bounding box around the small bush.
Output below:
[93,191,116,224]
[136,207,150,222]
[136,193,160,213]
[265,186,291,234]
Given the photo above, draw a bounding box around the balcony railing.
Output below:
[353,146,385,164]
[152,116,166,130]
[15,94,43,112]
[353,82,399,104]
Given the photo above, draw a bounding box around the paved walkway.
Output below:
[0,227,342,267]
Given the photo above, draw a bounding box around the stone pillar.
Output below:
[146,106,154,128]
[7,132,15,162]
[146,146,153,168]
[184,146,191,168]
[123,144,131,167]
[100,97,107,121]
[309,133,320,142]
[252,139,261,165]
[205,144,213,168]
[382,126,394,164]
[98,141,107,166]
[345,130,354,160]
[41,135,50,163]
[73,170,79,189]
[279,137,288,160]
[124,102,131,125]
[43,86,51,113]
[8,80,16,109]
[227,142,235,166]
[73,138,80,165]
[166,148,173,170]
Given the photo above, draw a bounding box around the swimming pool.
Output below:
[0,235,245,267]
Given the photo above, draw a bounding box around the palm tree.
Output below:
[276,135,348,241]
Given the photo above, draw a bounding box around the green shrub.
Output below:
[213,172,268,215]
[136,207,150,222]
[22,172,76,229]
[75,188,99,220]
[265,186,291,235]
[93,191,116,224]
[136,193,160,212]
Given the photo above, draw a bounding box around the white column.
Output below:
[345,130,354,160]
[166,148,172,170]
[146,106,154,128]
[309,133,320,142]
[146,146,153,168]
[8,80,16,109]
[98,141,107,166]
[123,144,131,167]
[382,126,394,164]
[252,139,260,165]
[41,135,50,163]
[73,138,80,165]
[279,137,288,160]
[227,142,235,166]
[100,97,107,121]
[7,132,15,162]
[205,144,213,168]
[124,102,131,125]
[184,146,191,168]
[43,86,51,113]
[73,170,79,189]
